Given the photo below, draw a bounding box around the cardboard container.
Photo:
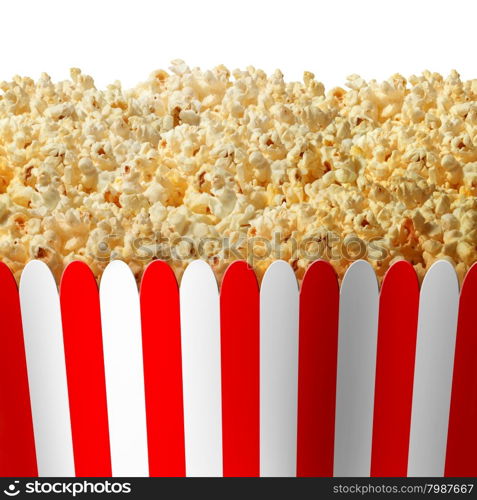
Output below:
[0,258,475,477]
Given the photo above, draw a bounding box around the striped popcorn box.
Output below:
[0,258,476,477]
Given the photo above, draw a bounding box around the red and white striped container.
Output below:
[0,258,475,477]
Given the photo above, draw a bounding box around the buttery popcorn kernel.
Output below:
[0,61,476,284]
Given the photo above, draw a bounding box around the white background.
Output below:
[1,0,476,89]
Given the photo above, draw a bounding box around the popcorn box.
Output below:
[0,258,476,477]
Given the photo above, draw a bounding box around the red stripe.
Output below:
[140,261,185,477]
[0,263,37,476]
[370,261,419,477]
[445,263,477,477]
[60,261,111,477]
[220,261,259,477]
[297,260,339,477]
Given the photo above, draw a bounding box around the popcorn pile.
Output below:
[0,60,476,284]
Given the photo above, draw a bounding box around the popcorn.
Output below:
[0,63,475,284]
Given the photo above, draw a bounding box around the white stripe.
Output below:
[19,260,74,477]
[408,260,459,477]
[334,260,379,477]
[180,260,222,476]
[260,260,299,477]
[99,260,149,476]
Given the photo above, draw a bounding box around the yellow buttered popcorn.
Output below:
[0,61,476,284]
